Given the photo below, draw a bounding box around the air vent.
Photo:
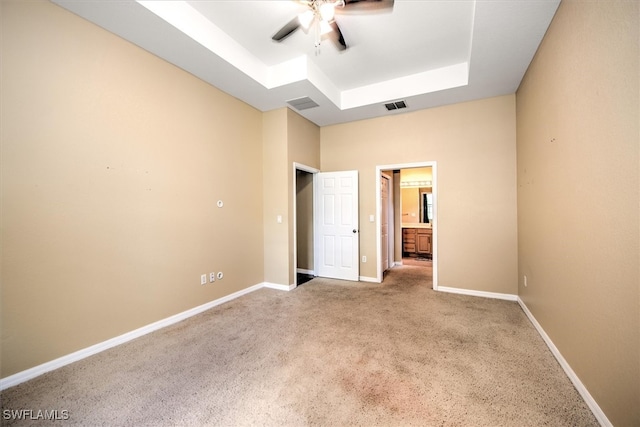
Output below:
[287,96,319,111]
[384,100,407,111]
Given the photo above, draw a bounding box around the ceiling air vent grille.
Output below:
[287,96,319,111]
[385,100,407,111]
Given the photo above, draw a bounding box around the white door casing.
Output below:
[314,171,359,281]
[381,173,390,272]
[293,162,320,287]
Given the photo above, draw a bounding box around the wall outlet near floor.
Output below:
[209,272,216,283]
[524,275,528,287]
[200,274,207,285]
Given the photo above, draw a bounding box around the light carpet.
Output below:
[1,265,598,426]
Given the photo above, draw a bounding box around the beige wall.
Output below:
[401,187,421,224]
[516,1,639,425]
[287,108,321,172]
[400,167,433,183]
[262,109,289,287]
[263,108,320,287]
[4,4,636,425]
[1,1,264,377]
[321,95,518,292]
[287,109,321,285]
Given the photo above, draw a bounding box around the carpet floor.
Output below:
[1,265,598,426]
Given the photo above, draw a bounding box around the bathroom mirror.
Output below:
[401,187,433,224]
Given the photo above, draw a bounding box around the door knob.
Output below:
[353,229,358,233]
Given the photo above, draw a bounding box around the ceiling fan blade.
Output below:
[341,0,394,12]
[328,20,347,50]
[272,17,301,42]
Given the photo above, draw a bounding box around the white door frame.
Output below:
[381,172,392,273]
[375,161,438,288]
[293,162,320,287]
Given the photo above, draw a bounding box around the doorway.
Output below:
[294,164,318,286]
[376,162,437,288]
[294,164,361,286]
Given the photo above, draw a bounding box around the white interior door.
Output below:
[315,171,359,281]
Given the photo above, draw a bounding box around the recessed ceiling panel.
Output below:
[188,0,475,91]
[52,0,561,126]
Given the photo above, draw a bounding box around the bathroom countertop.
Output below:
[401,223,432,229]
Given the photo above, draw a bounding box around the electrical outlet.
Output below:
[200,274,207,285]
[524,275,528,287]
[209,272,216,283]
[362,255,367,263]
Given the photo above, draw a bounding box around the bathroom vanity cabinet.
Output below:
[402,227,432,258]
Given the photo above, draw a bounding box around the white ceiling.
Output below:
[52,0,560,127]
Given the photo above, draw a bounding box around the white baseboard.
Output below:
[263,282,296,291]
[0,282,265,391]
[517,298,611,427]
[437,286,518,301]
[296,268,314,275]
[359,275,379,283]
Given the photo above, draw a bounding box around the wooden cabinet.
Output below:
[402,228,416,255]
[403,228,432,258]
[416,229,432,255]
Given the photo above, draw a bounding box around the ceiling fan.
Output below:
[272,0,394,51]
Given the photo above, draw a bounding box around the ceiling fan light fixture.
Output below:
[319,20,334,35]
[273,0,392,51]
[319,3,336,21]
[298,10,315,30]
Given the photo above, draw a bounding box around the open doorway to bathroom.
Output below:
[399,167,434,265]
[377,162,437,288]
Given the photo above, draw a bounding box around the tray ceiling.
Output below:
[52,0,560,126]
